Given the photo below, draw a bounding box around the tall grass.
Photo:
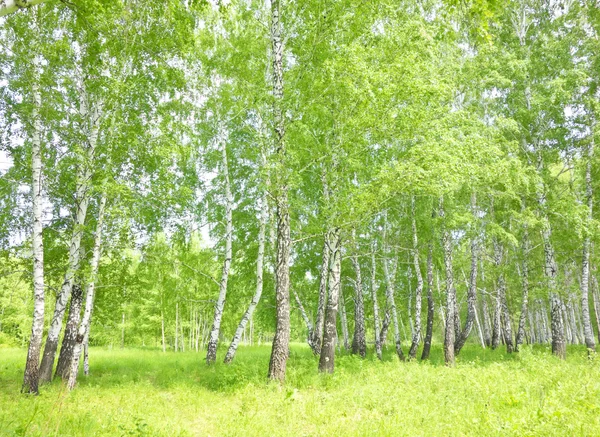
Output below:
[1,344,599,436]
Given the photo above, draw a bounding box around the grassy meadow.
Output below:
[1,344,600,436]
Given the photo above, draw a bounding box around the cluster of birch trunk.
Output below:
[4,0,600,393]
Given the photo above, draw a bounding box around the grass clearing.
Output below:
[1,344,600,436]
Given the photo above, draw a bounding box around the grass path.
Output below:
[1,344,599,436]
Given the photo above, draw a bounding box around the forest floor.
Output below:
[1,343,599,436]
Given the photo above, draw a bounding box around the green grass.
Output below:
[1,344,600,436]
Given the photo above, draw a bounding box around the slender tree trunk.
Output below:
[339,286,349,351]
[515,218,531,350]
[206,136,233,364]
[350,231,366,357]
[319,229,341,373]
[39,92,100,383]
[54,284,84,379]
[455,193,478,354]
[293,288,313,342]
[408,197,423,359]
[382,219,405,361]
[67,190,106,390]
[440,198,456,366]
[535,156,566,358]
[224,189,267,363]
[499,274,514,353]
[371,244,383,360]
[592,276,600,344]
[581,140,596,351]
[22,74,45,395]
[310,175,331,354]
[311,237,330,355]
[161,309,166,352]
[175,302,179,352]
[267,0,291,382]
[121,312,125,349]
[380,308,391,348]
[421,242,435,360]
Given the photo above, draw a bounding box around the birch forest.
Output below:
[2,0,600,435]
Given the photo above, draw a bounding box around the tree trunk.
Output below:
[455,193,478,355]
[382,221,405,361]
[206,136,233,364]
[371,244,383,360]
[67,190,106,390]
[350,231,366,357]
[339,286,349,351]
[175,301,179,352]
[22,74,45,395]
[592,276,600,344]
[293,288,313,343]
[311,176,331,355]
[499,274,514,353]
[311,237,330,355]
[440,198,456,366]
[224,188,267,363]
[581,139,596,351]
[39,90,100,383]
[318,229,341,373]
[421,243,435,360]
[161,309,166,352]
[55,284,84,379]
[267,0,291,382]
[408,197,423,359]
[515,218,531,350]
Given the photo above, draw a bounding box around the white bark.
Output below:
[224,185,267,363]
[39,92,101,382]
[581,138,596,350]
[22,73,45,394]
[371,243,382,360]
[67,190,107,390]
[382,212,405,361]
[206,134,233,364]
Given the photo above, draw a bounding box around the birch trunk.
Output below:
[455,193,478,355]
[382,217,405,361]
[267,0,291,381]
[22,74,45,394]
[293,289,313,341]
[67,190,106,390]
[55,284,83,379]
[175,301,179,352]
[318,229,341,373]
[339,286,350,351]
[535,156,566,357]
[515,219,531,350]
[440,198,456,365]
[408,197,423,359]
[39,91,100,383]
[592,276,600,344]
[224,189,267,364]
[350,231,366,357]
[206,137,233,364]
[161,309,166,353]
[421,243,435,360]
[311,237,330,355]
[380,308,391,348]
[371,245,383,360]
[581,139,596,351]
